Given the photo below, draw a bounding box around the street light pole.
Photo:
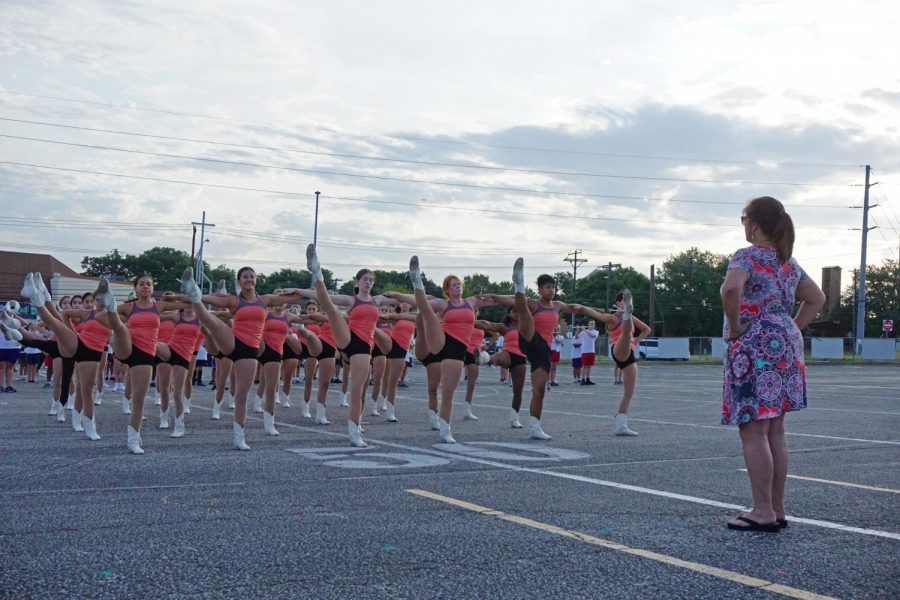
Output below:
[191,211,216,285]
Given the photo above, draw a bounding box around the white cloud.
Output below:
[0,0,898,288]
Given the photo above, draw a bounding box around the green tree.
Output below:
[838,259,899,336]
[338,270,440,297]
[572,266,650,327]
[655,247,730,336]
[81,249,130,278]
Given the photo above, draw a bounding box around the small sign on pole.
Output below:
[883,319,893,333]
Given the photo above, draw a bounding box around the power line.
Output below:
[0,117,856,187]
[1,89,864,168]
[0,160,854,231]
[3,133,858,207]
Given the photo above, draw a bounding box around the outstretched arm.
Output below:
[478,293,516,307]
[570,304,615,325]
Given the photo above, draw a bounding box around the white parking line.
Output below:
[396,394,900,446]
[738,469,900,494]
[221,409,900,541]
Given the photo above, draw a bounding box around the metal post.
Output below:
[191,212,216,285]
[314,191,320,248]
[648,264,655,336]
[564,250,587,324]
[855,165,871,349]
[604,262,621,309]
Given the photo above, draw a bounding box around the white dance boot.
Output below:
[184,396,191,414]
[20,272,45,307]
[301,400,312,419]
[614,413,638,436]
[127,425,144,454]
[253,394,264,413]
[159,408,169,429]
[226,390,235,409]
[428,409,440,430]
[281,391,292,408]
[56,402,66,423]
[510,409,523,429]
[315,402,330,425]
[340,392,349,407]
[122,396,132,414]
[82,415,101,441]
[233,421,250,451]
[263,410,279,436]
[529,416,552,440]
[378,396,388,412]
[95,278,117,313]
[408,256,425,290]
[47,396,57,415]
[170,414,185,438]
[439,418,456,444]
[93,389,101,405]
[153,390,161,406]
[72,410,84,432]
[512,257,525,294]
[348,420,367,448]
[33,272,52,305]
[385,402,398,422]
[211,399,222,420]
[369,402,381,417]
[180,268,202,303]
[463,403,479,420]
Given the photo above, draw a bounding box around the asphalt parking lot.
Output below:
[1,362,897,599]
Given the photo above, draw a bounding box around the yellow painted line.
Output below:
[407,488,838,600]
[738,470,900,494]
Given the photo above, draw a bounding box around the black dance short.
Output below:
[387,340,407,360]
[121,346,155,368]
[464,350,478,366]
[508,353,527,368]
[228,337,259,362]
[167,352,191,369]
[315,341,336,360]
[258,343,283,365]
[74,339,103,363]
[436,334,468,363]
[339,331,372,359]
[518,333,552,373]
[613,349,637,370]
[283,344,301,361]
[371,344,385,359]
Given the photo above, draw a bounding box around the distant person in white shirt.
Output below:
[549,324,565,386]
[570,325,583,383]
[579,320,600,385]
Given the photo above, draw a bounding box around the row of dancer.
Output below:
[5,252,647,451]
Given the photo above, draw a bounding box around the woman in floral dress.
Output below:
[720,196,825,532]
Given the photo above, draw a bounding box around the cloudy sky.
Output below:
[1,0,899,292]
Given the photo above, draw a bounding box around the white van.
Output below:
[636,338,659,360]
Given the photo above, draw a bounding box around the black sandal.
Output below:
[727,516,780,532]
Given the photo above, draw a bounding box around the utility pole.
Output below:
[604,261,622,310]
[314,191,321,248]
[855,165,877,348]
[190,223,198,263]
[191,211,216,285]
[648,264,656,335]
[564,249,588,298]
[564,250,587,325]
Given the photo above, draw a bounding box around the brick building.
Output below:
[0,250,133,309]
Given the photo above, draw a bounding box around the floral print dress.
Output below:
[722,245,808,425]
